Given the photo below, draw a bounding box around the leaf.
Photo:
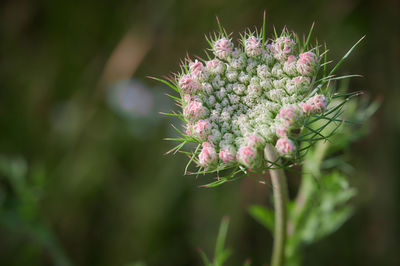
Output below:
[262,11,267,49]
[201,177,231,188]
[296,172,357,244]
[147,76,180,93]
[184,144,200,174]
[214,216,231,266]
[318,74,362,83]
[215,217,229,256]
[303,22,315,51]
[199,249,212,266]
[248,205,274,232]
[328,36,365,77]
[215,249,232,266]
[198,217,232,266]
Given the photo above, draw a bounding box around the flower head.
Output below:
[158,19,362,179]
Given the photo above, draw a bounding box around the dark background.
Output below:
[0,0,399,265]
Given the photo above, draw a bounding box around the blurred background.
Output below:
[0,0,399,265]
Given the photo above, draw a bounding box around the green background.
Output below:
[0,0,399,265]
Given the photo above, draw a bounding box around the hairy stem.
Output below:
[264,144,289,266]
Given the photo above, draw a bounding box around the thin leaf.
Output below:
[248,205,274,232]
[147,76,179,93]
[328,36,365,77]
[262,11,267,49]
[198,249,212,266]
[184,144,201,175]
[318,74,362,83]
[215,217,230,259]
[303,22,315,52]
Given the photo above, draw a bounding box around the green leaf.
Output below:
[328,36,365,77]
[198,217,232,266]
[303,22,315,52]
[215,249,232,266]
[248,205,274,232]
[214,217,231,266]
[199,249,212,266]
[147,76,179,93]
[215,217,229,257]
[184,144,201,175]
[262,11,267,49]
[318,74,362,83]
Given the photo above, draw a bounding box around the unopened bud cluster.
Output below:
[177,32,327,170]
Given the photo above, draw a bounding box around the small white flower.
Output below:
[226,70,238,82]
[257,64,270,80]
[238,72,250,84]
[232,83,246,95]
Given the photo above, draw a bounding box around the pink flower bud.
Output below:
[292,76,310,87]
[275,137,296,156]
[310,94,327,112]
[302,94,328,114]
[236,145,260,168]
[300,102,314,114]
[183,94,192,104]
[283,55,298,75]
[192,119,211,140]
[287,55,296,64]
[245,36,262,57]
[179,74,200,94]
[219,146,237,164]
[185,123,193,136]
[199,142,218,167]
[184,100,208,121]
[214,38,234,59]
[297,51,318,76]
[246,135,265,148]
[205,59,225,75]
[189,59,208,81]
[273,37,296,61]
[189,59,204,72]
[206,59,219,69]
[278,106,299,126]
[276,126,288,138]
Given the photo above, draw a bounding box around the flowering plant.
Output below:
[152,14,365,266]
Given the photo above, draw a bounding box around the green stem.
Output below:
[264,144,288,266]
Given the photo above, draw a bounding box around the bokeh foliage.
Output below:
[0,0,399,265]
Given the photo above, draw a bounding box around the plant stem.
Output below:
[264,144,289,266]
